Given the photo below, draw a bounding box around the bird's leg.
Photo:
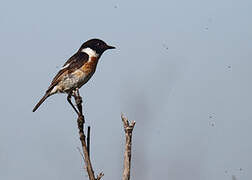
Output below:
[73,88,85,124]
[67,92,79,115]
[74,88,83,114]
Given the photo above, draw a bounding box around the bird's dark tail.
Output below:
[32,92,51,112]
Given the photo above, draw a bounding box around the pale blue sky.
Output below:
[0,0,252,180]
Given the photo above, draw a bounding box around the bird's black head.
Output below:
[79,39,115,56]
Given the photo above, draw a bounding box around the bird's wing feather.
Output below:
[46,52,89,93]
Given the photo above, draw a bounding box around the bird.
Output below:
[32,38,115,113]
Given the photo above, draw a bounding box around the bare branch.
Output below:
[87,126,91,156]
[71,90,136,180]
[73,89,103,180]
[121,113,136,180]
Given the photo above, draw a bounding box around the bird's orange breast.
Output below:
[80,56,99,74]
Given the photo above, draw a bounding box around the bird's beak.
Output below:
[106,45,116,49]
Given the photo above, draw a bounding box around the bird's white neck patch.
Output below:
[81,47,99,58]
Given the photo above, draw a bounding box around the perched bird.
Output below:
[32,39,115,113]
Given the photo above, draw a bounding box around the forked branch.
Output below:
[71,90,135,180]
[121,114,136,180]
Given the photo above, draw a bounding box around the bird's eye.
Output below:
[96,43,100,46]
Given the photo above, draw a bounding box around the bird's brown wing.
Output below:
[46,52,89,93]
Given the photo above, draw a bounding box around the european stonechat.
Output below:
[33,39,115,113]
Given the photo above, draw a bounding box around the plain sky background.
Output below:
[0,0,252,180]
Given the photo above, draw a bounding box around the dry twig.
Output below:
[121,114,136,180]
[87,126,91,156]
[73,90,103,180]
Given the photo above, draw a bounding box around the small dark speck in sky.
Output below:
[162,44,169,50]
[114,5,118,8]
[205,27,209,30]
[228,66,231,68]
[239,168,243,171]
[208,115,215,126]
[210,122,215,127]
